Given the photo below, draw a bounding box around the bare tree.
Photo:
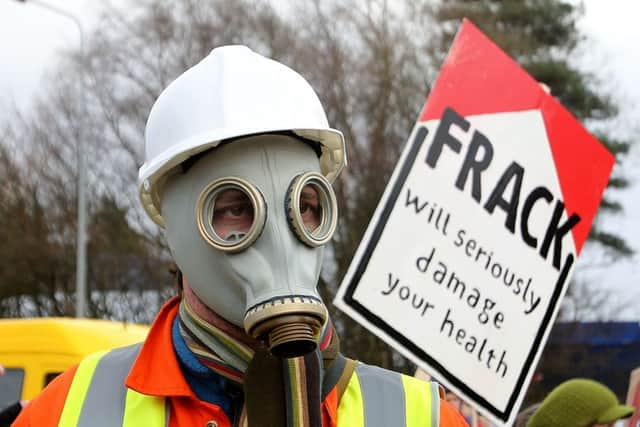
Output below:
[2,0,629,369]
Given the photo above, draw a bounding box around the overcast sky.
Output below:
[1,0,639,319]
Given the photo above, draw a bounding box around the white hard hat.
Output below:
[139,45,346,227]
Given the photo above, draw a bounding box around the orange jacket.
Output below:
[13,298,468,427]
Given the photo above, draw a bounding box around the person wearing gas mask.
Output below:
[12,46,467,427]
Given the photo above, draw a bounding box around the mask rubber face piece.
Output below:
[161,135,333,357]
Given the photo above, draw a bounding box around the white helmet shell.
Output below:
[139,45,346,226]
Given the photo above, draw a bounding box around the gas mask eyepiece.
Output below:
[286,172,338,247]
[196,177,267,253]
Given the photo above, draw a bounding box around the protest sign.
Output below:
[334,19,614,425]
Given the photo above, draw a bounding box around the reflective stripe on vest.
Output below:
[60,346,438,427]
[336,363,440,427]
[59,343,166,427]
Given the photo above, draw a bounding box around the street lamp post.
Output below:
[14,0,88,318]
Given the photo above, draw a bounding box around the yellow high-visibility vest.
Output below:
[59,344,441,427]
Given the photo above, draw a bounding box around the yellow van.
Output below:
[0,317,149,409]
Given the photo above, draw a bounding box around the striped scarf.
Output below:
[178,299,334,427]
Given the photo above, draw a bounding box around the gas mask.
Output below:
[161,134,338,357]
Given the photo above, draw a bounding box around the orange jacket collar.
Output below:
[125,297,196,397]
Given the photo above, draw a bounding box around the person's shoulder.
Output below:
[10,365,78,427]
